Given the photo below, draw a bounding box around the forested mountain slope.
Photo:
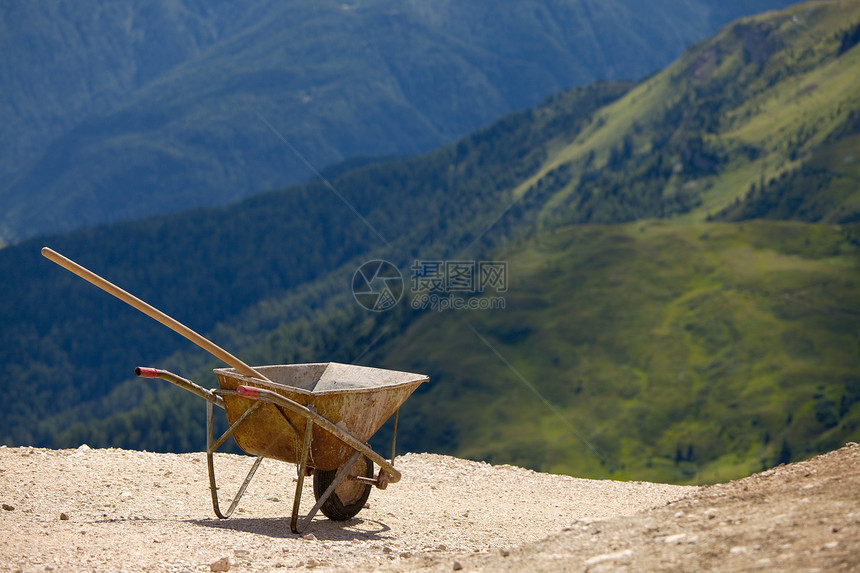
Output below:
[2,82,629,446]
[501,0,860,228]
[0,0,794,243]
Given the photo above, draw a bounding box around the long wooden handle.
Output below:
[41,247,272,382]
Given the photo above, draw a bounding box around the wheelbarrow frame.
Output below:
[136,367,411,534]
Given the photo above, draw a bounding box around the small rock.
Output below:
[452,561,463,571]
[730,546,748,555]
[266,496,281,502]
[823,541,839,550]
[210,556,232,572]
[674,511,685,518]
[77,444,91,451]
[584,549,633,566]
[664,533,687,544]
[400,552,412,559]
[303,533,317,541]
[500,549,510,557]
[234,549,250,559]
[120,492,133,501]
[59,513,69,520]
[382,546,392,554]
[2,504,14,511]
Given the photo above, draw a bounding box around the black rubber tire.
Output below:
[312,455,374,521]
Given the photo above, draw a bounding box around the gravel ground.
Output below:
[1,443,858,572]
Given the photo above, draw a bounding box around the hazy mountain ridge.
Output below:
[0,0,276,241]
[0,0,795,243]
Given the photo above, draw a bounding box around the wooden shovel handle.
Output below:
[41,247,272,383]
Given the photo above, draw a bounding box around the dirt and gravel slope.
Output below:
[1,443,858,572]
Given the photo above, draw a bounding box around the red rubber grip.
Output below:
[135,367,159,378]
[237,385,259,398]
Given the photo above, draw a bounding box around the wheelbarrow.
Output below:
[41,247,428,533]
[135,362,426,532]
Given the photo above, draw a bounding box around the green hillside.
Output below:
[0,0,795,243]
[365,220,860,484]
[509,0,860,226]
[3,0,860,485]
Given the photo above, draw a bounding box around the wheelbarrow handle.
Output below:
[135,367,224,409]
[41,247,273,384]
[134,367,160,378]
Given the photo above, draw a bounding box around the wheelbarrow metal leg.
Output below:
[211,398,262,452]
[391,408,399,466]
[206,399,264,519]
[290,416,315,534]
[297,449,363,533]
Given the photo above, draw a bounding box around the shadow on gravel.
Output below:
[186,516,392,540]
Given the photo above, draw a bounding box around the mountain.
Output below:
[2,0,859,484]
[0,0,796,244]
[1,80,631,446]
[365,220,860,484]
[508,0,860,228]
[0,0,273,243]
[362,0,860,483]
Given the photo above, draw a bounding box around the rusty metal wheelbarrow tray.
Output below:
[214,363,426,472]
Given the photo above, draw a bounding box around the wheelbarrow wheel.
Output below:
[313,455,374,521]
